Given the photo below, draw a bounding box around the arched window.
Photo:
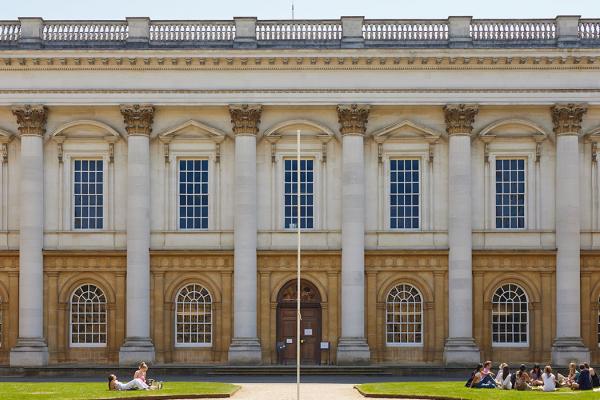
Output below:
[175,284,212,347]
[492,283,528,346]
[386,283,423,345]
[0,297,3,349]
[70,284,107,347]
[597,297,600,345]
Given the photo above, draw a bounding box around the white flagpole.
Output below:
[296,129,301,400]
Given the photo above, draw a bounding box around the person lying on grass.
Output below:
[108,374,150,391]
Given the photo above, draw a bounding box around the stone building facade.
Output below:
[0,15,599,367]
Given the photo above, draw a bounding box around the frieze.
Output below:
[257,252,340,271]
[150,254,234,270]
[0,253,18,270]
[473,252,555,271]
[365,253,448,270]
[43,253,126,270]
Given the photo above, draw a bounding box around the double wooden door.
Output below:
[277,304,322,365]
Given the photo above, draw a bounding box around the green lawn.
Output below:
[355,382,600,399]
[0,381,240,400]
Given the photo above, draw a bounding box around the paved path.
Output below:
[195,382,401,400]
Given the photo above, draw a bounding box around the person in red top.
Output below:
[133,361,148,384]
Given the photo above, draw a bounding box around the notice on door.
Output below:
[286,338,293,344]
[304,328,313,336]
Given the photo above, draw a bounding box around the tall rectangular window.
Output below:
[390,159,420,229]
[179,159,208,230]
[495,159,525,229]
[73,159,103,230]
[284,159,314,229]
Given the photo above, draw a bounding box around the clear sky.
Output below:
[1,0,598,20]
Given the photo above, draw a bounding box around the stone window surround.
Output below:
[385,283,424,347]
[69,284,108,348]
[174,283,213,348]
[491,283,529,348]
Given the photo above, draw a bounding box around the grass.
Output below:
[355,382,600,399]
[0,381,240,400]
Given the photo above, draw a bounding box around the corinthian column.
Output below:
[551,103,590,365]
[443,104,481,366]
[228,104,262,364]
[10,105,49,367]
[119,104,155,365]
[336,104,371,365]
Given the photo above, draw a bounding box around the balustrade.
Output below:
[363,20,448,41]
[257,20,341,41]
[42,21,127,41]
[150,21,235,41]
[470,19,555,41]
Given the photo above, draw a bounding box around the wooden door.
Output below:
[276,280,322,365]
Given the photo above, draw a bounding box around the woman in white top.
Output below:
[495,363,512,390]
[108,374,149,391]
[542,365,557,392]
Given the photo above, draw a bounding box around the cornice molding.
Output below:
[0,55,599,71]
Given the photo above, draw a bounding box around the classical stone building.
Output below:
[0,15,599,367]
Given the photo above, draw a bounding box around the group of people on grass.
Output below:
[467,360,600,392]
[108,361,162,391]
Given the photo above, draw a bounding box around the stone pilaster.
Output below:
[443,104,481,366]
[551,103,590,365]
[119,104,156,366]
[10,105,49,366]
[228,104,263,364]
[336,104,371,365]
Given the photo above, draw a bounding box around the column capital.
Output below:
[337,104,370,136]
[551,103,587,136]
[229,104,262,136]
[443,104,478,136]
[12,105,48,137]
[120,104,154,136]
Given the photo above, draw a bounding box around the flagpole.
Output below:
[296,128,301,400]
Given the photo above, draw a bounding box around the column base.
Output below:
[10,338,49,367]
[443,337,481,366]
[119,337,155,366]
[228,337,262,365]
[551,337,590,365]
[336,337,371,365]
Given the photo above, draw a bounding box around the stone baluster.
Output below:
[9,105,49,366]
[119,104,156,365]
[443,104,481,365]
[551,103,590,364]
[228,104,263,364]
[336,104,371,365]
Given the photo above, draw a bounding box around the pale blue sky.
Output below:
[1,0,599,20]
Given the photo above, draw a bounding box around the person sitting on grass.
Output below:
[530,364,543,386]
[465,364,481,387]
[584,363,600,388]
[470,364,497,389]
[134,361,148,384]
[515,364,532,391]
[571,364,593,391]
[482,360,494,377]
[108,374,150,391]
[566,362,579,387]
[541,365,557,392]
[495,363,512,390]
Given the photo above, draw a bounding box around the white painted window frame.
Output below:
[175,157,211,231]
[385,283,424,347]
[491,283,530,348]
[69,284,108,348]
[174,284,213,348]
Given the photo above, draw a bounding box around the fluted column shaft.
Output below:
[10,105,49,367]
[228,104,262,364]
[551,103,589,364]
[336,104,371,365]
[119,104,155,365]
[443,104,480,366]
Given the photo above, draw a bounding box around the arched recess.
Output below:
[58,274,116,305]
[270,273,328,304]
[377,275,433,304]
[49,119,123,142]
[164,275,222,305]
[483,275,540,304]
[263,119,336,141]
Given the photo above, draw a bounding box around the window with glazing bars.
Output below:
[495,159,525,229]
[73,159,103,230]
[492,284,529,345]
[386,284,423,345]
[284,159,314,229]
[70,284,107,346]
[178,159,209,230]
[175,284,212,346]
[390,159,420,229]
